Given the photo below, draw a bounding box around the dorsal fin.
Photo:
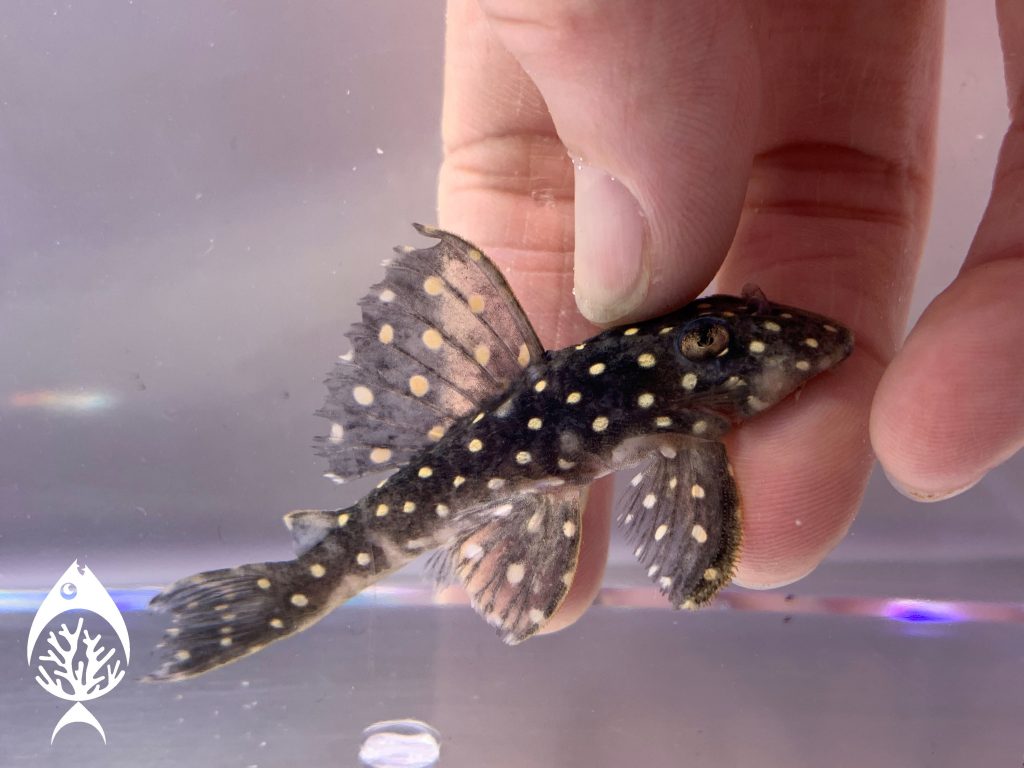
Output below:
[315,225,545,481]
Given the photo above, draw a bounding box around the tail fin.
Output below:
[146,508,395,681]
[146,556,333,681]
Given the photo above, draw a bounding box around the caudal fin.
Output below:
[147,556,334,681]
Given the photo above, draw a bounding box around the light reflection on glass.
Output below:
[883,599,964,624]
[8,389,115,412]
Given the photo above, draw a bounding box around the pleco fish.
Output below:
[147,224,853,681]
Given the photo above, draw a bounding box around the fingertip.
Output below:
[572,165,650,324]
[728,356,875,589]
[871,262,1024,501]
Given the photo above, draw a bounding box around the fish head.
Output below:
[638,284,854,423]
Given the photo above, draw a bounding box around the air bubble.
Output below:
[359,719,440,768]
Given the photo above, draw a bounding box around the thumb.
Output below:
[478,0,760,323]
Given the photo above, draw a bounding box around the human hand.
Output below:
[436,0,1023,630]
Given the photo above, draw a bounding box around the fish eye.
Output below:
[60,582,77,600]
[679,318,730,361]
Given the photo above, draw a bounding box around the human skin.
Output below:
[436,0,1024,631]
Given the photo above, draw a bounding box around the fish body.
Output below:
[148,225,852,681]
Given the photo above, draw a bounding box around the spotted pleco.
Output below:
[147,224,853,680]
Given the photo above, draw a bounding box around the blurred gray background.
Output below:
[2,3,1024,767]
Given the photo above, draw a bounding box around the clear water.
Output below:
[3,2,1023,766]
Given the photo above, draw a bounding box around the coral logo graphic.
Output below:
[26,561,129,744]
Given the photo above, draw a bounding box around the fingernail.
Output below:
[572,163,649,324]
[883,468,983,503]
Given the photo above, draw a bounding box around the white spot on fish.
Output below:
[517,344,530,367]
[691,484,706,499]
[566,392,582,404]
[534,379,547,393]
[353,385,374,406]
[370,447,392,464]
[423,275,444,295]
[506,563,525,585]
[468,438,483,452]
[592,416,609,432]
[468,293,486,313]
[562,520,577,538]
[487,478,506,490]
[329,422,344,444]
[528,417,543,431]
[356,552,372,567]
[290,593,309,607]
[589,362,606,376]
[643,494,657,509]
[421,328,443,351]
[691,525,708,543]
[681,373,698,390]
[409,375,430,397]
[654,524,668,541]
[418,466,434,478]
[474,344,491,366]
[515,451,532,465]
[309,563,326,578]
[637,393,655,408]
[749,340,766,353]
[378,324,395,344]
[637,353,656,368]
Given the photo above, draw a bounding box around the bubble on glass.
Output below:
[359,719,441,768]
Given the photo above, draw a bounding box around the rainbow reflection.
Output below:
[8,389,115,412]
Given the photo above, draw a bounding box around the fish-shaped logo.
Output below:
[27,560,130,744]
[149,224,853,682]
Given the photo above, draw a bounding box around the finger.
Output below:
[438,0,609,631]
[870,0,1024,501]
[718,1,944,586]
[474,0,760,324]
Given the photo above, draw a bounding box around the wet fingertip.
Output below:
[732,559,818,591]
[571,163,650,324]
[882,466,983,503]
